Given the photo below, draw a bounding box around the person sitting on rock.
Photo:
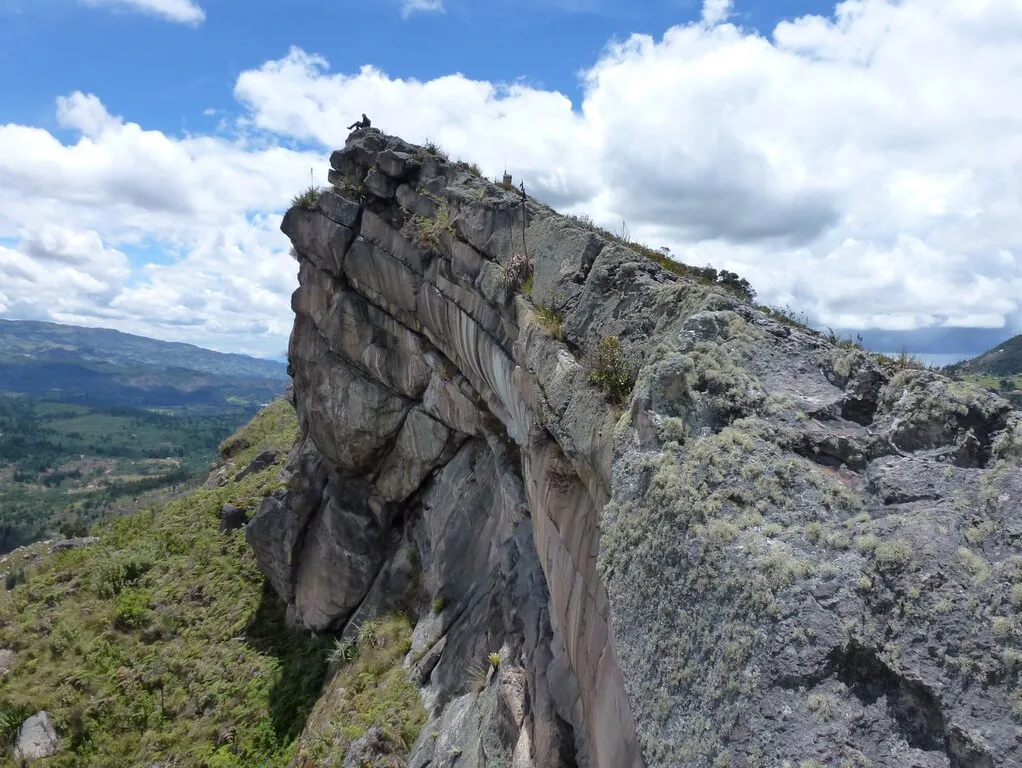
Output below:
[347,113,371,131]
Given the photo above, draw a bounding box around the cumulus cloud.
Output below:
[4,0,1022,356]
[79,0,205,24]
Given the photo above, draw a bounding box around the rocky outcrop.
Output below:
[249,127,1022,767]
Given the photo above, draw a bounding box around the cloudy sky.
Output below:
[1,0,1020,361]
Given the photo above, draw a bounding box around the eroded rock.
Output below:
[252,127,1022,768]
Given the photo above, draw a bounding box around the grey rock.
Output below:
[258,128,1022,768]
[234,449,281,481]
[218,503,249,533]
[376,149,418,180]
[342,725,404,767]
[14,711,59,761]
[0,648,15,675]
[203,463,235,488]
[364,168,397,199]
[316,190,361,228]
[49,536,99,553]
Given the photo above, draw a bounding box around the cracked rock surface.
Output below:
[249,127,1022,767]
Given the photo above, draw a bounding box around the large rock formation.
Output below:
[248,127,1022,767]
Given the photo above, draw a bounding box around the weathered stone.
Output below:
[203,463,235,488]
[376,149,418,180]
[234,449,281,481]
[260,128,1022,768]
[49,536,99,553]
[364,168,397,199]
[218,503,248,533]
[14,711,59,761]
[0,649,15,675]
[315,190,361,228]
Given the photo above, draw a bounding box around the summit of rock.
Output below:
[250,126,1022,767]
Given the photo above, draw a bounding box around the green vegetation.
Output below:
[414,202,455,251]
[455,160,482,177]
[291,185,323,210]
[422,140,448,160]
[532,302,565,341]
[0,394,255,552]
[0,400,340,767]
[563,213,756,302]
[292,614,426,764]
[587,335,637,406]
[331,176,367,203]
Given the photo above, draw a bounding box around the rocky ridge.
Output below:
[249,126,1022,767]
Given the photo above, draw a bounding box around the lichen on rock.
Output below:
[253,126,1022,768]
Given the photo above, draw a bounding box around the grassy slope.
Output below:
[0,399,333,767]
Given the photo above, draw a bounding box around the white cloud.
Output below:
[80,0,205,24]
[701,0,732,26]
[401,0,444,18]
[4,0,1022,357]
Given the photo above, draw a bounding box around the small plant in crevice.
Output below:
[331,176,367,204]
[533,302,565,341]
[432,596,447,614]
[466,659,491,693]
[500,250,534,296]
[487,652,501,668]
[291,185,322,210]
[414,202,455,251]
[588,335,637,407]
[455,160,482,177]
[423,139,448,160]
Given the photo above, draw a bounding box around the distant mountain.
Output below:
[0,319,287,411]
[946,334,1022,377]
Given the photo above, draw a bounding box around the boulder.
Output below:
[13,711,59,761]
[218,503,249,533]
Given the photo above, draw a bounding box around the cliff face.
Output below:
[249,127,1022,768]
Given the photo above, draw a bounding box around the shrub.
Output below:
[487,652,501,668]
[455,160,482,177]
[414,202,454,251]
[291,185,322,210]
[501,250,534,296]
[332,176,366,203]
[423,140,448,160]
[533,303,565,341]
[0,703,32,749]
[588,335,637,406]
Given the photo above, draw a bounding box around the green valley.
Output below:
[0,320,289,552]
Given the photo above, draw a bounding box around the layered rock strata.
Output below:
[249,127,1022,768]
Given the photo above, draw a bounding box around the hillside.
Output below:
[0,320,290,552]
[0,319,286,411]
[0,399,340,767]
[945,333,1022,407]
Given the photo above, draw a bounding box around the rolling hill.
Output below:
[0,319,286,411]
[944,333,1022,408]
[0,319,290,552]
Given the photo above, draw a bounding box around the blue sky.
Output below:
[1,0,835,133]
[1,0,1021,360]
